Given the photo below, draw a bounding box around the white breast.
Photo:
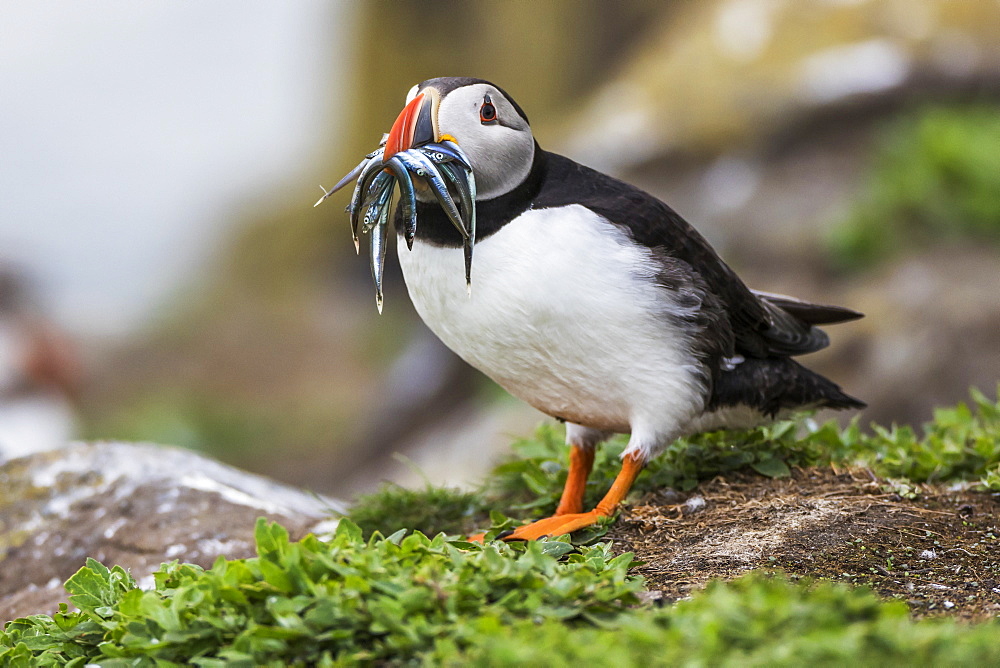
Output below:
[397,205,708,441]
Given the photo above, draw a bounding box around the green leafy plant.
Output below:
[450,573,1000,666]
[1,519,640,665]
[854,387,1000,483]
[348,483,483,538]
[828,105,1000,271]
[5,532,1000,666]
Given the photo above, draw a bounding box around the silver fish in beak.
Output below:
[315,92,476,311]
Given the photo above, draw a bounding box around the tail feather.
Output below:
[752,289,864,326]
[709,356,865,417]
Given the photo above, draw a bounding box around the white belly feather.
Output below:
[398,205,707,443]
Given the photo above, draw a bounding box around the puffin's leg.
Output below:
[553,444,595,515]
[554,424,608,514]
[500,449,646,541]
[466,424,608,542]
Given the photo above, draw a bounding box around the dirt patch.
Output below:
[609,468,1000,620]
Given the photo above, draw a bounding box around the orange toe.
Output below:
[466,532,486,543]
[477,450,645,542]
[501,510,605,541]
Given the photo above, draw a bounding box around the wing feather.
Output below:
[533,152,860,358]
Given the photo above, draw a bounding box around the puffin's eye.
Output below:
[480,95,498,124]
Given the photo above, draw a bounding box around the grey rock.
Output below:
[0,441,344,622]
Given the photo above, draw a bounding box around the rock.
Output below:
[560,0,1000,171]
[0,442,345,623]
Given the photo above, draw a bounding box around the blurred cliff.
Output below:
[6,1,1000,495]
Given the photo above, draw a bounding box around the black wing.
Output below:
[533,151,839,358]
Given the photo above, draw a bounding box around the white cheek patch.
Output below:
[474,130,535,199]
[437,84,535,199]
[452,129,532,198]
[405,84,419,104]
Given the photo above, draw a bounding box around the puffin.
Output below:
[378,77,864,540]
[0,270,79,462]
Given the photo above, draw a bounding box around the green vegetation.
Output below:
[350,386,1000,538]
[4,520,999,666]
[0,519,639,666]
[452,575,1000,666]
[828,106,1000,271]
[88,390,286,463]
[5,387,1000,665]
[348,483,483,539]
[859,387,1000,487]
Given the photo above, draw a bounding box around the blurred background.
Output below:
[2,0,999,496]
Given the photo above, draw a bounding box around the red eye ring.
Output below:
[480,95,498,124]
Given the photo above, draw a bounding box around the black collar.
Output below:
[397,143,547,247]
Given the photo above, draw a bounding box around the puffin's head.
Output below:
[383,77,535,200]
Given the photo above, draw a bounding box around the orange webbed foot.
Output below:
[498,510,608,541]
[471,449,646,542]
